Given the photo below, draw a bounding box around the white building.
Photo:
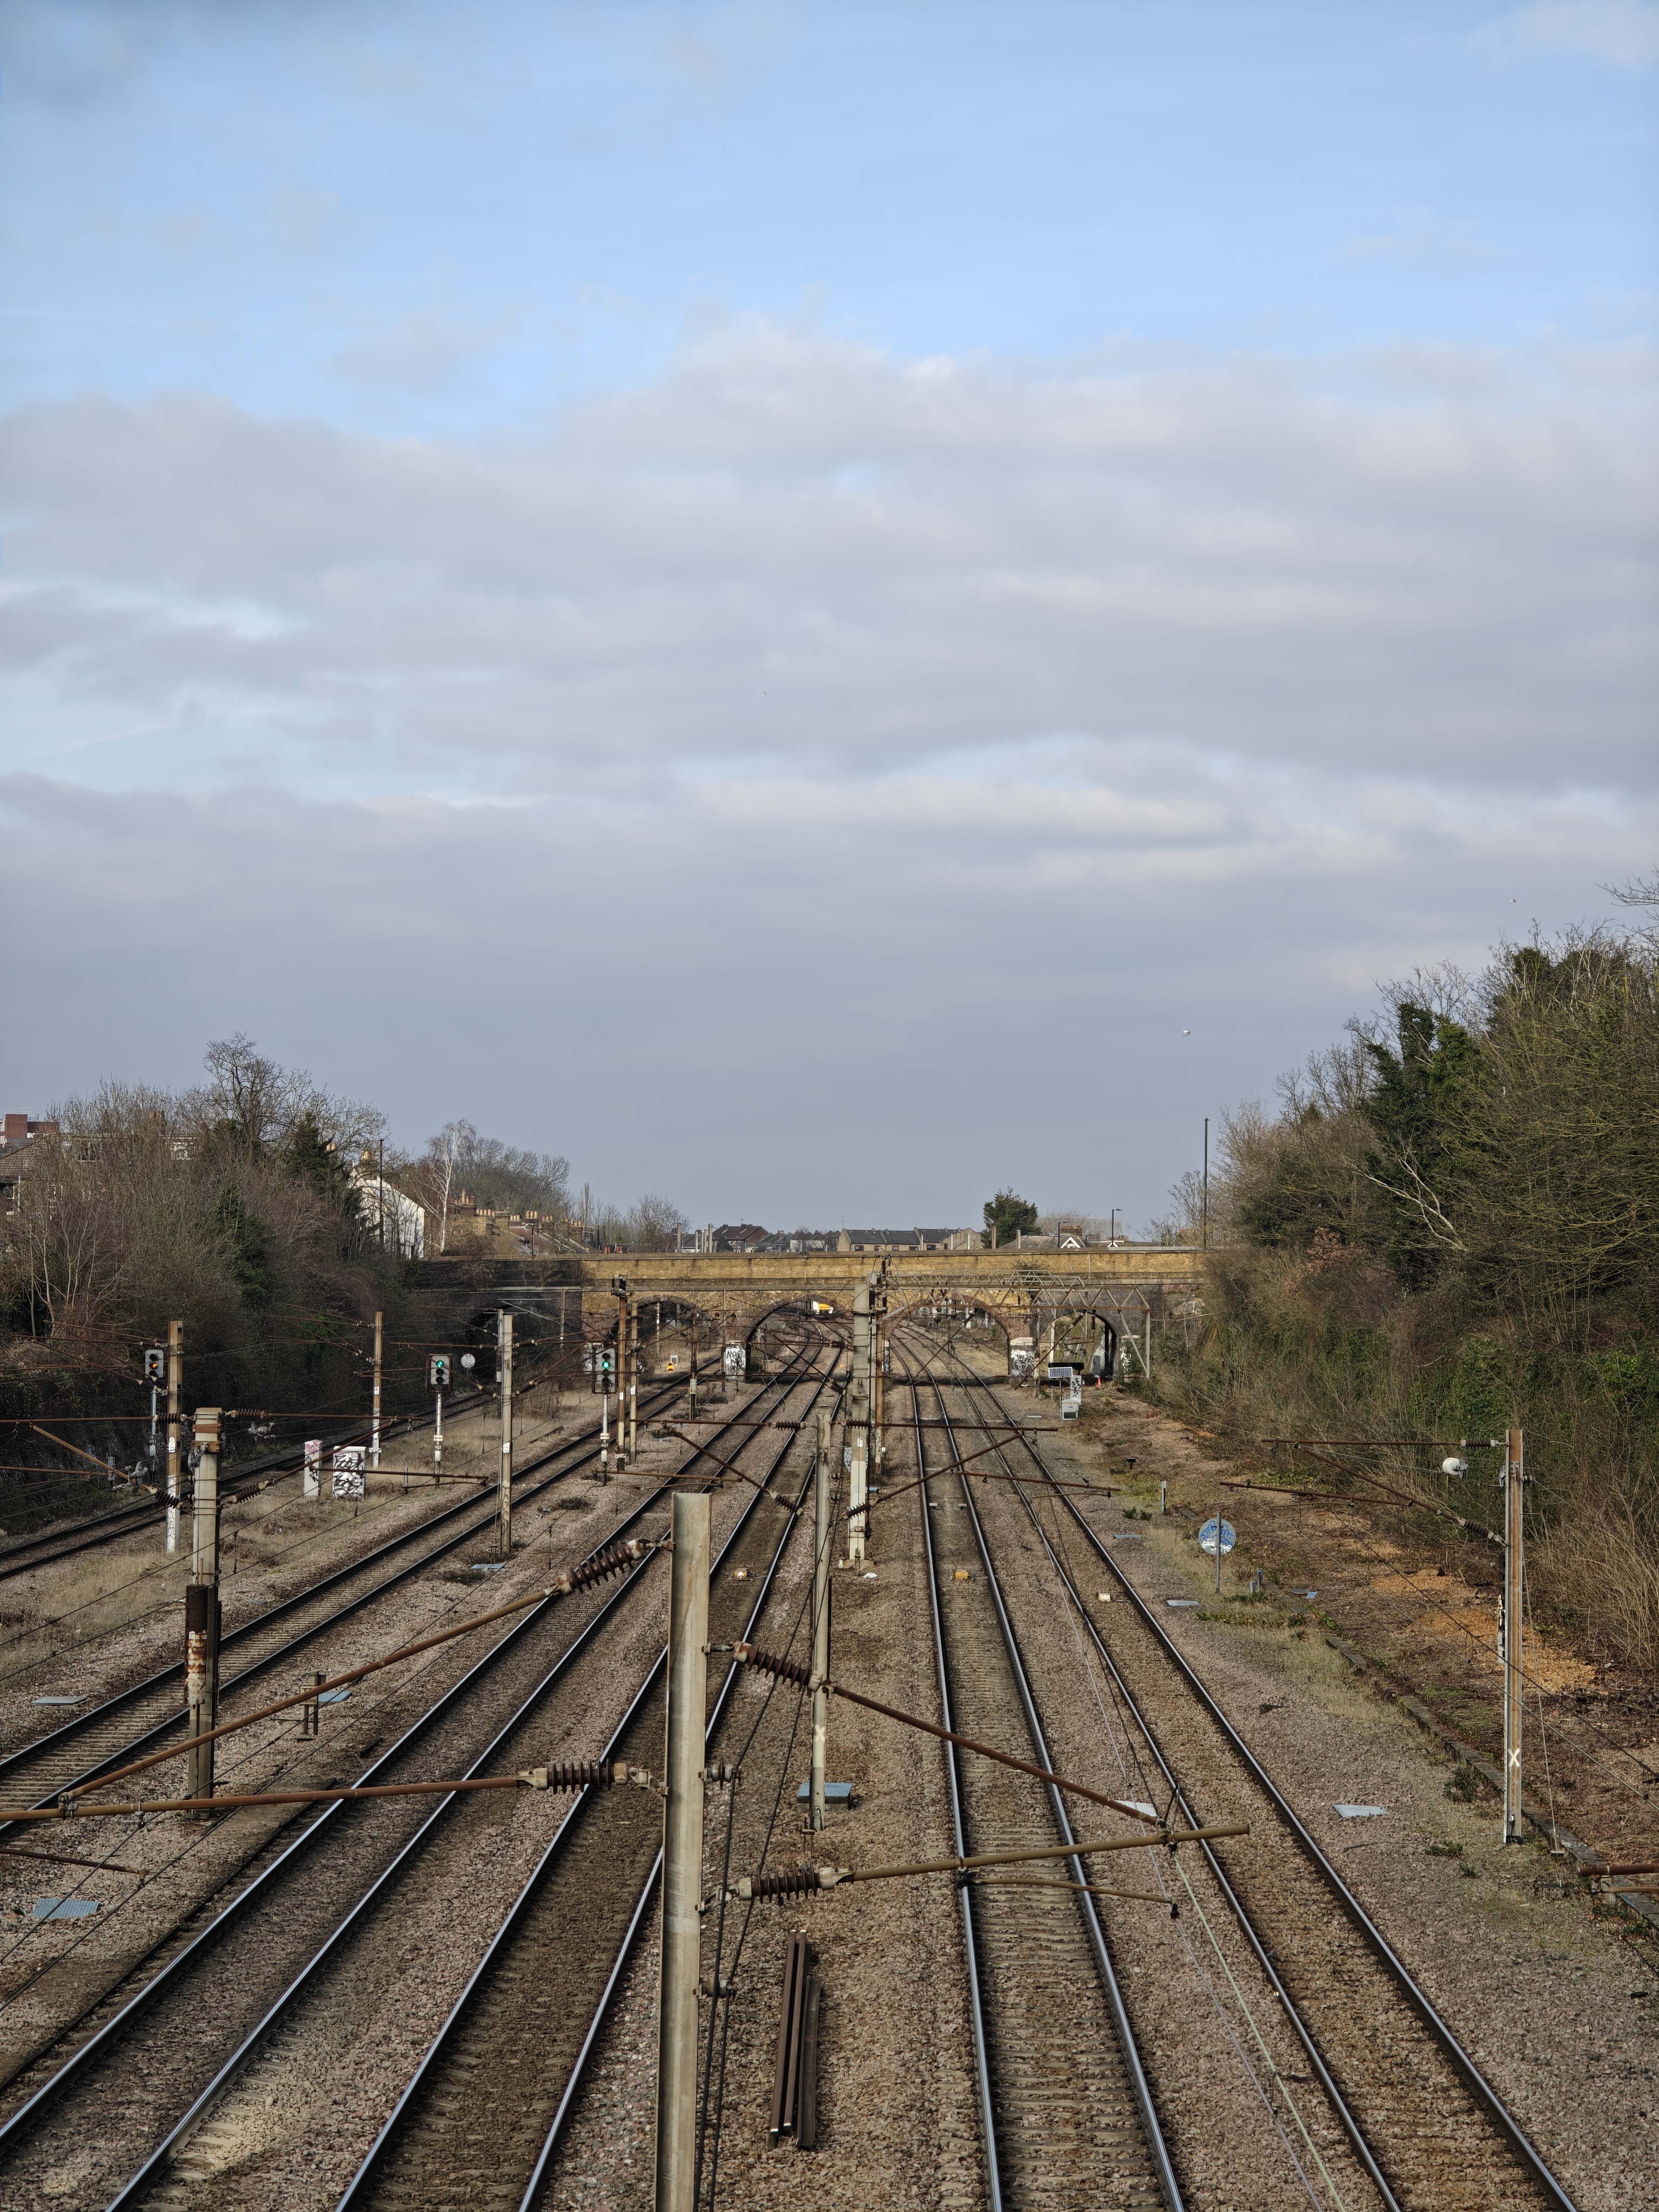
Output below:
[350,1168,426,1258]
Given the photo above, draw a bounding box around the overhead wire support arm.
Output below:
[3,1760,662,1828]
[62,1534,666,1802]
[719,1639,1168,1825]
[727,1824,1252,1899]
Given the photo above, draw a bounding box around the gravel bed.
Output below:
[960,1374,1656,2212]
[966,1460,1381,2212]
[1,1364,825,2209]
[0,1390,574,1755]
[535,1401,986,2210]
[0,1411,625,2076]
[132,1468,771,2212]
[0,1443,716,2210]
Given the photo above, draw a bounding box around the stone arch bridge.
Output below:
[412,1248,1205,1378]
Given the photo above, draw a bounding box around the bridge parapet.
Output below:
[411,1248,1207,1367]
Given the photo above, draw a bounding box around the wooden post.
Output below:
[655,1491,710,2212]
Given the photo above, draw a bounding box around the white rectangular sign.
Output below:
[303,1439,321,1499]
[332,1445,366,1499]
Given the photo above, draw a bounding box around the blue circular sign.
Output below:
[1198,1518,1236,1555]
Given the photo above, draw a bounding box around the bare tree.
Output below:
[422,1121,477,1255]
[626,1193,690,1252]
[184,1034,383,1158]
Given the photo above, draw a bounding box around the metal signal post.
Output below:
[429,1353,450,1485]
[143,1345,164,1493]
[165,1319,184,1556]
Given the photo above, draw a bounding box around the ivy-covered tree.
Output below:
[285,1112,362,1229]
[211,1184,275,1312]
[1359,1002,1483,1290]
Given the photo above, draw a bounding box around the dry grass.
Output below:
[0,1542,191,1684]
[1150,1247,1659,1674]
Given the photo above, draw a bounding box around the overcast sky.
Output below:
[2,1,1655,1231]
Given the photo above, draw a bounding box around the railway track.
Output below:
[0,1385,494,1585]
[0,1333,835,2209]
[0,1498,176,1587]
[0,1373,696,1820]
[921,1334,1577,2212]
[900,1343,1178,2212]
[333,1338,841,2212]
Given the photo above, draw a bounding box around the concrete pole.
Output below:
[165,1319,183,1556]
[655,1490,710,2212]
[497,1310,514,1558]
[370,1310,383,1471]
[433,1388,443,1484]
[628,1299,639,1461]
[847,1279,871,1564]
[615,1291,630,1472]
[871,1279,886,1483]
[810,1410,832,1832]
[1502,1427,1525,1845]
[185,1406,221,1803]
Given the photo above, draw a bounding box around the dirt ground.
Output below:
[1024,1376,1658,2200]
[1052,1382,1659,1886]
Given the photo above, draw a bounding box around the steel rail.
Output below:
[911,1363,1004,2212]
[0,1468,662,2171]
[0,1370,700,1820]
[101,1334,834,2211]
[0,1499,174,1583]
[0,1340,827,2194]
[934,1338,1579,2212]
[925,1343,1399,2210]
[905,1346,1182,2212]
[0,1375,521,1583]
[336,1342,841,2211]
[515,1344,843,2212]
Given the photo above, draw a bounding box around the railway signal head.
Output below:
[429,1354,451,1389]
[143,1347,165,1384]
[599,1349,615,1375]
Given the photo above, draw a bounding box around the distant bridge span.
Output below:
[414,1246,1206,1371]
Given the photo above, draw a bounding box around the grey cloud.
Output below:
[2,765,1650,1230]
[1,331,1651,802]
[328,305,521,393]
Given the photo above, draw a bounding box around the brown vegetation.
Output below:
[1151,907,1659,1670]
